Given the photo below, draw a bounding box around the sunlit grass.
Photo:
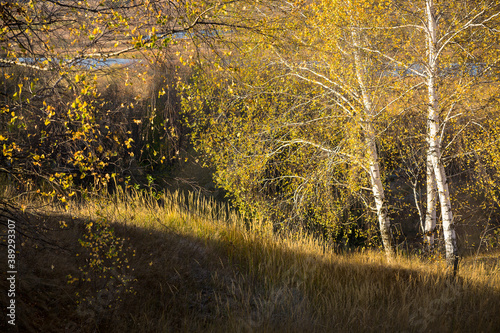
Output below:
[3,189,500,332]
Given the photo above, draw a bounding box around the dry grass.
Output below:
[1,189,500,332]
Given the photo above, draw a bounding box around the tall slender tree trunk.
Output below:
[426,0,458,271]
[366,133,394,258]
[424,153,437,250]
[351,25,394,258]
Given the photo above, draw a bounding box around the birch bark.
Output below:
[424,154,437,250]
[351,25,394,258]
[425,0,458,270]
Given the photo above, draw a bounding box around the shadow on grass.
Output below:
[1,210,500,333]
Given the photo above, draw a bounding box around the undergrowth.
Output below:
[1,189,499,332]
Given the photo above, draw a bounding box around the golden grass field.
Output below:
[1,189,499,332]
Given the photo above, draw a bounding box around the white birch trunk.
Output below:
[367,134,394,258]
[426,0,458,270]
[424,153,437,250]
[351,26,394,258]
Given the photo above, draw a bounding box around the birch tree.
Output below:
[424,0,458,268]
[385,0,500,269]
[425,0,497,269]
[182,0,428,256]
[181,0,500,263]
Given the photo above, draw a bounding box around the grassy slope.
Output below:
[1,190,500,332]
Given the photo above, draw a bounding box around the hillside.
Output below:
[1,190,499,332]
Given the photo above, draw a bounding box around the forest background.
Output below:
[1,0,500,332]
